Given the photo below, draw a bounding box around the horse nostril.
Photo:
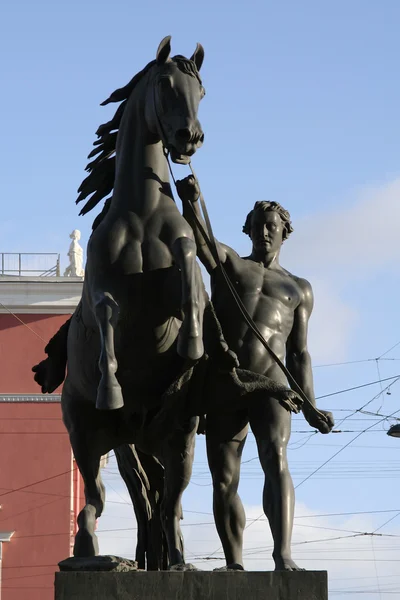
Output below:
[199,133,204,144]
[176,128,192,143]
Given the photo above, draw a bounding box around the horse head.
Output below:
[146,36,205,165]
[76,37,206,215]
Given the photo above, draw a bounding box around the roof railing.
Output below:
[0,253,61,277]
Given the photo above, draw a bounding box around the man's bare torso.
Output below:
[211,245,305,383]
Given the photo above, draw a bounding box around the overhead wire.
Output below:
[315,374,400,400]
[378,340,400,360]
[314,357,400,368]
[373,511,400,534]
[0,301,48,343]
[202,405,400,559]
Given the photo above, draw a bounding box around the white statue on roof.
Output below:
[64,230,85,278]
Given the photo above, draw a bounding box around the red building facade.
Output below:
[0,275,83,600]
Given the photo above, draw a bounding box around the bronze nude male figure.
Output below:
[177,176,334,571]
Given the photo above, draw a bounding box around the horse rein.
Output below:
[152,78,327,424]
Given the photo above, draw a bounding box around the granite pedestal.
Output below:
[55,570,328,600]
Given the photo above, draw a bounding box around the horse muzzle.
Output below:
[169,135,204,165]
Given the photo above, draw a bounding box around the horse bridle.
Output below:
[152,74,328,425]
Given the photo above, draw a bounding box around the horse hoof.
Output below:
[96,379,124,410]
[169,562,200,572]
[177,335,204,362]
[73,529,99,557]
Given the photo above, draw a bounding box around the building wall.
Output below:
[0,279,84,599]
[0,313,70,393]
[0,402,79,600]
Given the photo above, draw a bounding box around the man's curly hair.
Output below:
[243,201,294,242]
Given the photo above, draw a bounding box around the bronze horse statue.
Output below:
[33,36,303,570]
[61,36,212,569]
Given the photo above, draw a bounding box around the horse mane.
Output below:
[76,56,202,218]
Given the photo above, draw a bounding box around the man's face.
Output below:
[250,209,284,254]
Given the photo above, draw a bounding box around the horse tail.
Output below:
[32,314,72,393]
[114,444,168,570]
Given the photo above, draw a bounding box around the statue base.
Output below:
[55,570,328,599]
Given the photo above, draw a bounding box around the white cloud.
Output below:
[284,177,400,275]
[184,501,400,598]
[95,460,400,598]
[307,279,358,363]
[277,177,400,363]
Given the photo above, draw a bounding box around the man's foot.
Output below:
[274,556,305,571]
[213,563,244,572]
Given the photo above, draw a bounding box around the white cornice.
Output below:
[0,277,83,314]
[0,394,61,402]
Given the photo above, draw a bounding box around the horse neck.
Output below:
[111,79,172,216]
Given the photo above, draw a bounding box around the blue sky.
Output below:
[2,1,400,597]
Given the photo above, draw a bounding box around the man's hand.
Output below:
[176,175,200,204]
[215,340,240,371]
[303,406,334,434]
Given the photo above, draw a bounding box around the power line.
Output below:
[0,301,47,343]
[370,535,383,600]
[373,511,400,534]
[99,508,400,521]
[222,406,400,552]
[329,377,400,430]
[316,375,400,400]
[275,374,400,459]
[295,509,400,520]
[330,591,400,595]
[314,358,400,368]
[330,575,400,583]
[0,466,78,499]
[293,407,400,490]
[240,532,394,558]
[312,339,400,367]
[378,340,400,360]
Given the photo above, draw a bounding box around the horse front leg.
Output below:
[172,237,205,362]
[161,416,199,569]
[93,291,124,410]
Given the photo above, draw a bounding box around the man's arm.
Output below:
[286,278,334,433]
[176,176,228,274]
[285,278,316,406]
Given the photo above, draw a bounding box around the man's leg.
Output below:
[206,411,249,569]
[249,398,302,571]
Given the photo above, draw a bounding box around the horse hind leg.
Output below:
[161,417,199,569]
[94,291,124,410]
[172,237,205,362]
[70,432,105,557]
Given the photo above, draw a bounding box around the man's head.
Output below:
[243,201,293,254]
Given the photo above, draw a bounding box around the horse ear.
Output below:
[190,43,205,71]
[156,36,172,65]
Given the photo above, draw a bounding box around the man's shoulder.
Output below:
[218,243,244,266]
[220,243,240,258]
[209,243,243,275]
[282,269,314,303]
